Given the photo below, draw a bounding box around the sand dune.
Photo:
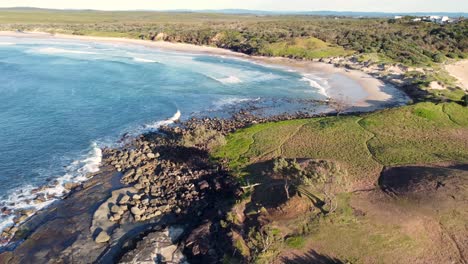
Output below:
[446,60,468,91]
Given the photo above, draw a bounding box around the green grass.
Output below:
[213,102,468,187]
[306,193,423,263]
[281,117,381,186]
[213,119,309,173]
[0,9,257,24]
[428,87,466,102]
[443,103,468,126]
[285,236,306,249]
[355,52,394,64]
[361,102,468,166]
[260,37,353,59]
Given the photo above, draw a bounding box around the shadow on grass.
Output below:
[281,249,344,264]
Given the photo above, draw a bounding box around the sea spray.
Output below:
[0,142,102,242]
[213,97,261,110]
[143,110,182,131]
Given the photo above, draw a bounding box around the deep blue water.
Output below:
[0,36,366,232]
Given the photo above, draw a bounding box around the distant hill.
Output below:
[0,7,466,18]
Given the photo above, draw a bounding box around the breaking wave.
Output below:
[213,76,243,84]
[144,110,182,130]
[133,57,158,63]
[213,97,261,110]
[301,74,330,98]
[32,47,98,55]
[0,142,102,244]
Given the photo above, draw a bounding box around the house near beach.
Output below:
[422,15,450,24]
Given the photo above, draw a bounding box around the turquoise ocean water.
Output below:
[0,35,371,234]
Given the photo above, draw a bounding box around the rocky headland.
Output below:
[0,109,332,264]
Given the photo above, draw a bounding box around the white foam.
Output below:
[133,57,158,63]
[0,42,15,46]
[32,47,98,55]
[301,74,330,98]
[215,76,242,84]
[0,142,102,242]
[213,97,260,110]
[0,215,15,234]
[144,110,181,130]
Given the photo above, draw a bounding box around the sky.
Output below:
[0,0,466,12]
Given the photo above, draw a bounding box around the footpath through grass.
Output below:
[213,102,468,188]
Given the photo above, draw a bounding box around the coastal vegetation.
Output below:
[212,102,468,262]
[259,37,353,59]
[1,9,466,66]
[214,102,468,182]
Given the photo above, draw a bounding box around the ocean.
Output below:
[0,35,367,234]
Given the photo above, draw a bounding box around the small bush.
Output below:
[285,235,306,249]
[234,237,251,259]
[181,125,226,150]
[432,53,444,63]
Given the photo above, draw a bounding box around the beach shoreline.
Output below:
[0,30,409,110]
[0,30,411,250]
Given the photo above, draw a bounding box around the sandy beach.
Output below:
[446,60,468,91]
[0,31,407,110]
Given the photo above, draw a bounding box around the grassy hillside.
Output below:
[212,102,468,263]
[260,37,354,59]
[213,102,468,188]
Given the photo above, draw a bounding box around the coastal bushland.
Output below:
[1,9,466,66]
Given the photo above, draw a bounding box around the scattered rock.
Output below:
[95,230,110,243]
[110,205,121,214]
[119,228,186,264]
[123,169,135,180]
[131,206,144,216]
[198,180,210,191]
[119,195,130,205]
[64,182,80,191]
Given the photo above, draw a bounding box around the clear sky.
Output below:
[0,0,466,12]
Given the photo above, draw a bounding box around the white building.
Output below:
[394,16,403,19]
[423,15,451,24]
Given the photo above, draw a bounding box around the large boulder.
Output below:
[119,228,186,264]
